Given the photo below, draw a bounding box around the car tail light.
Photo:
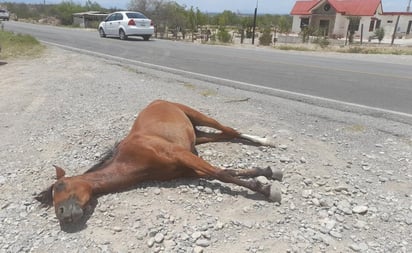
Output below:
[151,21,154,26]
[128,19,136,26]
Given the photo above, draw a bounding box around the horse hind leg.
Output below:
[172,102,240,143]
[239,133,276,147]
[195,130,237,145]
[173,102,276,147]
[175,149,282,203]
[195,129,276,147]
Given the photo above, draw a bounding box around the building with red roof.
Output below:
[290,0,412,40]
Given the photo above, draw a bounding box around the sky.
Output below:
[4,0,407,14]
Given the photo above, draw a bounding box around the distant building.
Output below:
[290,0,412,39]
[73,11,108,28]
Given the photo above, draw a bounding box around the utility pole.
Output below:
[252,0,258,45]
[407,0,411,12]
[391,15,400,46]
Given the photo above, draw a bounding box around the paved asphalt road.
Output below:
[4,21,412,117]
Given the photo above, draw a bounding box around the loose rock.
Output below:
[352,205,368,215]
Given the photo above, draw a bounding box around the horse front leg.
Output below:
[214,169,282,203]
[224,166,283,182]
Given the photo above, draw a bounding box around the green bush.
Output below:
[300,26,315,43]
[312,36,330,48]
[374,28,385,43]
[217,28,231,43]
[259,28,272,46]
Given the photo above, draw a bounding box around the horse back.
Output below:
[129,100,196,150]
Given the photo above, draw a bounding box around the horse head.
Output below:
[36,166,93,224]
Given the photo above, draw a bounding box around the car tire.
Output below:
[119,29,127,40]
[143,35,150,41]
[99,28,106,38]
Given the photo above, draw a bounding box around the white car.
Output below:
[0,9,10,21]
[98,11,154,41]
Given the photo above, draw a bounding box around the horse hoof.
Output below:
[268,182,282,203]
[270,167,283,181]
[263,137,276,147]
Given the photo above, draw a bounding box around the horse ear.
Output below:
[53,165,66,179]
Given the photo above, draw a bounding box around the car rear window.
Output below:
[0,10,6,13]
[126,12,147,19]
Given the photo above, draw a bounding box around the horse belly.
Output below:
[151,165,198,181]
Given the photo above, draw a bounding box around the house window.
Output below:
[348,18,360,31]
[376,20,381,29]
[407,21,412,35]
[300,18,310,28]
[369,20,375,31]
[387,20,393,23]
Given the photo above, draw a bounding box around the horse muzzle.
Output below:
[55,197,84,224]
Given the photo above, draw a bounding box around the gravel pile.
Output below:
[0,47,411,252]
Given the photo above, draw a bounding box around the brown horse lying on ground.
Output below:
[36,100,283,224]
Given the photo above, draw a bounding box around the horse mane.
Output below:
[35,186,53,207]
[85,142,119,174]
[35,143,119,207]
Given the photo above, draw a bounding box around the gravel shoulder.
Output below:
[0,47,411,253]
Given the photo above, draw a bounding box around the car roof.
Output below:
[112,11,144,15]
[108,11,149,19]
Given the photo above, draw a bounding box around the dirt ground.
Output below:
[0,47,411,253]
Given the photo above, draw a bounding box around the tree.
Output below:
[212,10,239,26]
[85,0,102,11]
[128,0,156,13]
[128,0,187,38]
[217,27,231,43]
[374,27,385,43]
[300,26,315,43]
[187,6,196,32]
[259,27,272,46]
[52,1,84,25]
[277,16,291,34]
[5,3,38,20]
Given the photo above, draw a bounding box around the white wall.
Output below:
[377,14,412,38]
[333,13,348,37]
[291,15,303,33]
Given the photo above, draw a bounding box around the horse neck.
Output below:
[77,161,145,194]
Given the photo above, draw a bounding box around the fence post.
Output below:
[360,24,363,45]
